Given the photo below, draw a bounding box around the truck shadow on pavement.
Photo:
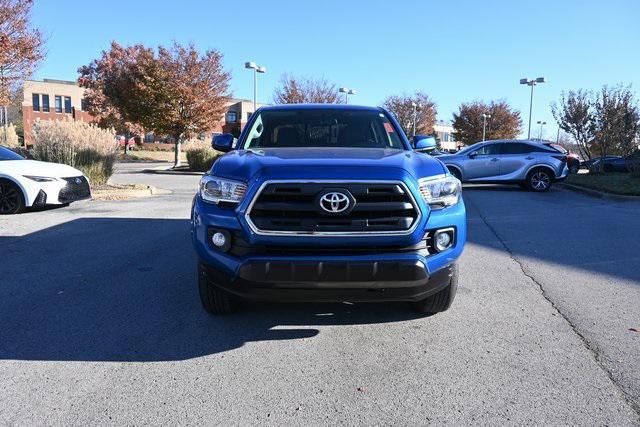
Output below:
[0,218,422,363]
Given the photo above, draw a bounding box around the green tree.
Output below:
[452,100,522,146]
[593,84,639,156]
[551,89,595,159]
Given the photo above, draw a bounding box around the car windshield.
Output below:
[241,109,406,150]
[0,146,25,161]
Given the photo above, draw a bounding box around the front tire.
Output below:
[198,263,239,314]
[413,264,458,315]
[0,179,25,215]
[526,168,553,192]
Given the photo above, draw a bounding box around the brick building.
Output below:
[22,79,93,146]
[22,79,266,145]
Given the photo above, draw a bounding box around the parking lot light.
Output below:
[520,77,547,139]
[339,87,356,103]
[245,61,267,111]
[482,113,491,141]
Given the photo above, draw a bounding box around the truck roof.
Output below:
[258,104,383,112]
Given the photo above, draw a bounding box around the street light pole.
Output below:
[520,77,546,139]
[482,113,491,141]
[536,120,546,140]
[245,62,266,111]
[412,102,418,138]
[339,87,356,104]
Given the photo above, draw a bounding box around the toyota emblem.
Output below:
[319,191,351,213]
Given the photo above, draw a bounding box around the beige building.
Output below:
[434,120,458,151]
[22,79,92,145]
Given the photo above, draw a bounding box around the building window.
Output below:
[247,112,253,120]
[226,112,237,123]
[64,96,72,113]
[81,98,87,111]
[54,95,62,113]
[42,94,50,112]
[32,94,40,111]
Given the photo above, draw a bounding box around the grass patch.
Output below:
[566,173,640,196]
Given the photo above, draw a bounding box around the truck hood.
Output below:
[210,147,447,182]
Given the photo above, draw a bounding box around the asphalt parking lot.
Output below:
[1,162,639,425]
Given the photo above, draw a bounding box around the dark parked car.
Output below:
[580,156,621,170]
[592,153,640,172]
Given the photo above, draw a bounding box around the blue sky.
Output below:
[31,0,640,139]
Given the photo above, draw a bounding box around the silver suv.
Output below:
[438,139,569,191]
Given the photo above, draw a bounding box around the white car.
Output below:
[0,146,91,214]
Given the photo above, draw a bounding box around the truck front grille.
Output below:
[246,181,420,235]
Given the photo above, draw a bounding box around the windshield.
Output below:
[0,146,25,161]
[241,109,406,150]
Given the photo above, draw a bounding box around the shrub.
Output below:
[0,123,20,148]
[627,150,640,178]
[32,120,118,185]
[184,139,220,172]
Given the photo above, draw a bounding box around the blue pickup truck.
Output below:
[191,104,466,315]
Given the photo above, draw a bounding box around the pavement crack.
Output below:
[467,196,640,418]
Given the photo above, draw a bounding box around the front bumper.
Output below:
[201,261,457,302]
[192,188,466,302]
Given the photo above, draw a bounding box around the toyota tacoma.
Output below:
[191,105,466,314]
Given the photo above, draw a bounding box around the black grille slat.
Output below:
[248,182,419,234]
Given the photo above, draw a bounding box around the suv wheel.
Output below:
[0,180,25,215]
[526,168,552,192]
[198,263,239,314]
[413,264,458,315]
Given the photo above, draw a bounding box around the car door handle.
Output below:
[490,158,499,162]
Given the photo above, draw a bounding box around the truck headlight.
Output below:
[199,176,247,204]
[418,175,461,209]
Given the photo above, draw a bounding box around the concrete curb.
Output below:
[142,168,205,176]
[557,183,640,202]
[92,185,172,201]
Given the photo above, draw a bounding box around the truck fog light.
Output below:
[209,228,231,252]
[212,232,226,247]
[434,228,455,252]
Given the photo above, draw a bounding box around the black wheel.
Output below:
[413,264,458,315]
[0,179,25,215]
[526,168,553,192]
[448,167,462,181]
[198,263,239,314]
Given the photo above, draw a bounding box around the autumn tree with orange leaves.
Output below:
[0,0,44,137]
[79,42,230,166]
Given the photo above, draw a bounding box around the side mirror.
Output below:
[212,133,235,152]
[413,135,437,151]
